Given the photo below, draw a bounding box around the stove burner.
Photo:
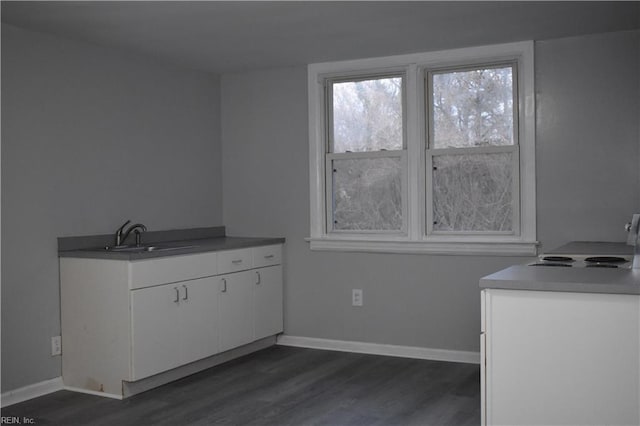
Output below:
[530,263,572,267]
[542,256,575,262]
[585,264,619,268]
[584,256,627,263]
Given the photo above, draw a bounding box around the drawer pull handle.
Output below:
[232,259,243,264]
[173,287,180,304]
[264,255,275,259]
[182,284,188,301]
[256,271,261,285]
[221,278,227,293]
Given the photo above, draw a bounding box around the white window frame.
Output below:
[308,41,537,256]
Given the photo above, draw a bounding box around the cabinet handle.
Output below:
[221,278,227,293]
[256,271,261,285]
[182,284,188,301]
[173,287,180,304]
[231,259,243,264]
[264,254,275,259]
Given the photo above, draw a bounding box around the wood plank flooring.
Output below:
[1,346,480,425]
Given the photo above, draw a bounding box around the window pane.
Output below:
[431,66,514,149]
[432,153,513,232]
[332,77,403,153]
[332,157,402,231]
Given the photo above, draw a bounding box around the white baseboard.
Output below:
[277,335,480,364]
[1,377,64,407]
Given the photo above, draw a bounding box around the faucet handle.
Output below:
[116,220,131,233]
[115,220,131,246]
[626,214,640,246]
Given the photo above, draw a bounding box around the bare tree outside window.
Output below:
[429,64,516,233]
[432,153,513,232]
[328,75,405,232]
[332,157,402,231]
[432,66,514,148]
[332,77,403,153]
[326,65,517,234]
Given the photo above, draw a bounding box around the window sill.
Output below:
[305,237,538,256]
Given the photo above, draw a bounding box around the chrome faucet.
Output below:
[115,220,148,247]
[624,214,640,268]
[634,226,640,269]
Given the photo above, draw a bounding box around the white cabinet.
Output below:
[218,248,253,274]
[218,270,254,352]
[481,289,640,426]
[217,265,284,352]
[179,278,221,366]
[130,282,181,380]
[60,243,284,398]
[252,245,284,341]
[253,245,282,268]
[254,266,283,340]
[129,252,219,290]
[130,277,219,380]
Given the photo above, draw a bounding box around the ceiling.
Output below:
[2,1,639,74]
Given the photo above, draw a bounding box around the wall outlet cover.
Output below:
[352,289,363,307]
[51,336,61,356]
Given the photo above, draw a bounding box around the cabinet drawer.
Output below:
[252,245,282,268]
[217,248,253,274]
[130,252,218,289]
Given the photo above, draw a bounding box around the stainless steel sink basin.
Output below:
[103,244,199,253]
[145,245,199,252]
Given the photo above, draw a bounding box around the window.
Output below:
[308,42,536,255]
[327,75,406,233]
[427,64,518,234]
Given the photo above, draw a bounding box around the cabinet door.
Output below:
[254,265,283,340]
[130,284,182,380]
[218,271,254,352]
[178,277,220,366]
[485,289,640,426]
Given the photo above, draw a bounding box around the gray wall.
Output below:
[221,30,640,353]
[536,30,640,250]
[1,25,223,391]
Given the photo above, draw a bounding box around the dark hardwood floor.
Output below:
[2,346,480,425]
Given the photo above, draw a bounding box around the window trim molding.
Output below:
[305,237,537,256]
[308,41,537,256]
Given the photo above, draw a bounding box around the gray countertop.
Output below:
[480,241,639,295]
[480,264,640,295]
[59,236,285,261]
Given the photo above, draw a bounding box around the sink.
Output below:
[103,244,199,253]
[145,245,199,252]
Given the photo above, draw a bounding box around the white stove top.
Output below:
[529,241,633,269]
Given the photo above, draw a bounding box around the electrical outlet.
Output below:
[51,336,61,356]
[352,289,363,307]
